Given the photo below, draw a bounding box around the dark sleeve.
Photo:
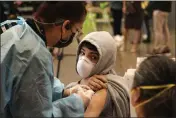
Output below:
[146,1,155,13]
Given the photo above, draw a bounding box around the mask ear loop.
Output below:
[33,17,74,44]
[134,84,176,108]
[59,24,63,42]
[59,24,74,44]
[32,17,65,26]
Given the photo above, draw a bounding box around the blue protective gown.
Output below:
[0,18,84,118]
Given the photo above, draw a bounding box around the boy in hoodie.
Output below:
[66,31,130,117]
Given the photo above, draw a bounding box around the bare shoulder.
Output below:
[91,89,107,102]
[85,89,108,117]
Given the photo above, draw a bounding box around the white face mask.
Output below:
[77,56,95,78]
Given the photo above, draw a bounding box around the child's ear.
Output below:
[131,88,141,107]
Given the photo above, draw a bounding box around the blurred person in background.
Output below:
[110,1,123,36]
[123,1,143,53]
[0,1,20,22]
[131,56,176,117]
[0,3,7,23]
[109,1,125,51]
[147,1,172,55]
[82,1,100,37]
[141,1,151,44]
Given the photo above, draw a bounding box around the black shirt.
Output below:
[147,1,172,13]
[26,18,47,46]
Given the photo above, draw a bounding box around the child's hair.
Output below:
[79,41,98,54]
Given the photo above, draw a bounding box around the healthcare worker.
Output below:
[0,1,106,117]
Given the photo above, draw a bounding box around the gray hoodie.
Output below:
[68,31,130,117]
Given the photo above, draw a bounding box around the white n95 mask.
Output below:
[77,56,95,78]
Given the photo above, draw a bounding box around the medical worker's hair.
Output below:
[133,55,176,117]
[34,1,87,24]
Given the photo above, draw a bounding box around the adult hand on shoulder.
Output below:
[87,75,107,92]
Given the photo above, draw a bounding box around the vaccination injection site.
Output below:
[1,1,176,117]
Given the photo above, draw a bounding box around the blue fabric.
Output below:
[0,18,84,118]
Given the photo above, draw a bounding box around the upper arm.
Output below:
[84,89,107,117]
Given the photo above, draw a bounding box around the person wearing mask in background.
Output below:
[66,31,130,117]
[131,56,176,117]
[123,1,143,53]
[0,2,107,117]
[147,1,172,55]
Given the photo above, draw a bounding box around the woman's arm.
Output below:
[84,89,107,117]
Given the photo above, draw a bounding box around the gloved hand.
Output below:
[69,84,91,94]
[63,84,91,97]
[76,88,95,109]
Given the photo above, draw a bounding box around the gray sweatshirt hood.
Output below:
[76,31,117,78]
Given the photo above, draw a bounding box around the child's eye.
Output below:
[91,55,99,61]
[80,51,85,56]
[91,56,97,60]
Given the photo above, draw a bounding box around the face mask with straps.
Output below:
[32,18,82,48]
[131,84,176,108]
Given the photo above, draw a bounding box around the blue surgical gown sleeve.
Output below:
[8,46,84,117]
[52,78,84,117]
[53,77,64,101]
[0,23,84,117]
